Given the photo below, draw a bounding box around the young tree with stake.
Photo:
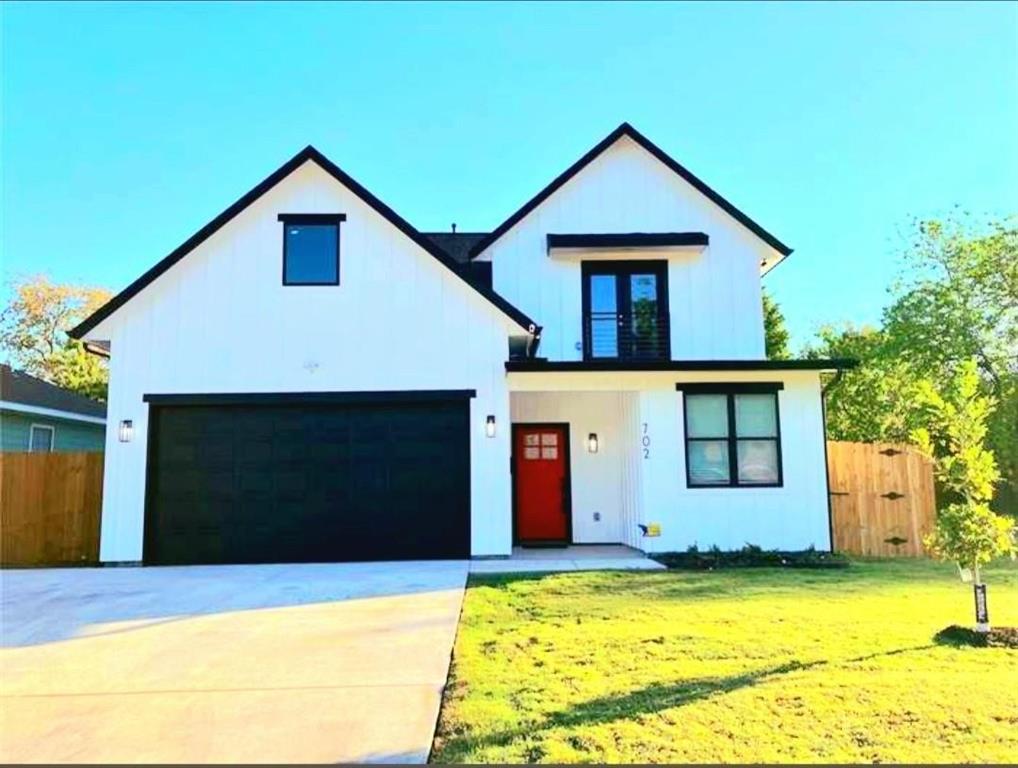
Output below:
[913,360,1017,632]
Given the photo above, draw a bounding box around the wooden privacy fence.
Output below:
[827,441,936,557]
[0,452,103,567]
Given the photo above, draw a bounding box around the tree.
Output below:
[884,214,1018,514]
[809,215,1017,515]
[803,324,923,443]
[762,288,789,360]
[884,215,1016,391]
[913,360,1017,631]
[0,275,111,400]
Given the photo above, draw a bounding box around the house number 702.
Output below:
[642,423,651,459]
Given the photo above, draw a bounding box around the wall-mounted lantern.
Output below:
[485,415,496,438]
[118,420,134,443]
[587,432,599,453]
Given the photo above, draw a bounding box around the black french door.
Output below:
[581,261,670,360]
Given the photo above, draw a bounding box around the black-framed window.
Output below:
[678,383,783,488]
[278,213,345,286]
[581,260,670,360]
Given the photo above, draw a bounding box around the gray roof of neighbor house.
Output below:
[0,364,106,419]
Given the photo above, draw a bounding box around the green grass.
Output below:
[431,559,1018,764]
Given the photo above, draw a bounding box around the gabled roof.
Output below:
[468,122,793,261]
[70,147,537,340]
[0,364,107,419]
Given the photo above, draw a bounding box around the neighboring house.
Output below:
[0,365,107,452]
[71,122,854,566]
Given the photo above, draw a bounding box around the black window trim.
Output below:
[677,382,784,489]
[580,259,671,361]
[278,213,346,286]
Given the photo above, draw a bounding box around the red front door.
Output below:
[514,424,570,543]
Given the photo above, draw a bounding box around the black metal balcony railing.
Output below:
[583,310,670,360]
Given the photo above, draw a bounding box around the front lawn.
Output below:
[432,559,1018,763]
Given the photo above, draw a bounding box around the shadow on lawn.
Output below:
[438,659,822,756]
[545,658,826,730]
[468,568,856,604]
[469,571,730,601]
[437,645,936,758]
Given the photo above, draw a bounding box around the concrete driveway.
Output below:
[0,561,468,764]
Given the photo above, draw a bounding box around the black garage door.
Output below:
[143,392,471,565]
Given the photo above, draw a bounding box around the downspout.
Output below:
[821,369,846,553]
[526,325,543,358]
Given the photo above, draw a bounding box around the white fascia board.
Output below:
[0,401,107,425]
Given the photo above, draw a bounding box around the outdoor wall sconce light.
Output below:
[587,432,599,453]
[485,415,496,438]
[118,420,134,443]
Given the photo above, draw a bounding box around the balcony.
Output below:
[583,309,670,361]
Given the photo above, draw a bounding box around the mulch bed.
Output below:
[651,547,850,571]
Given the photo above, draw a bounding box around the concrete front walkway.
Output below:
[0,561,468,764]
[470,545,665,574]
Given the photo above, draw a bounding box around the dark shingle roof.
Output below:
[423,232,490,265]
[0,365,106,419]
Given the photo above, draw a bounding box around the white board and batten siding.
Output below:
[510,391,637,544]
[479,135,775,363]
[85,131,829,563]
[507,370,831,553]
[86,161,521,561]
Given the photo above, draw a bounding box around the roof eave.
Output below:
[0,399,107,425]
[469,122,793,260]
[505,358,858,373]
[70,146,538,340]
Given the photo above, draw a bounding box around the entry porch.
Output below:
[470,544,665,574]
[503,367,834,556]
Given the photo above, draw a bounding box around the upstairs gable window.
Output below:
[278,214,346,285]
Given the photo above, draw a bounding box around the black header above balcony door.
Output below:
[581,260,670,361]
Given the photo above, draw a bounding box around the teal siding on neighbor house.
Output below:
[0,410,106,452]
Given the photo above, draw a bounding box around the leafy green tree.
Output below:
[0,275,111,400]
[804,324,922,443]
[809,215,1017,514]
[913,360,1016,630]
[46,341,110,401]
[885,214,1017,513]
[762,288,790,360]
[885,215,1016,391]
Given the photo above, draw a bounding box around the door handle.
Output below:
[561,477,570,514]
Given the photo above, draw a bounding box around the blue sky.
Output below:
[3,1,1016,349]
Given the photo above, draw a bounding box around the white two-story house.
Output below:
[72,123,853,565]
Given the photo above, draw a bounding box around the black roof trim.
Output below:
[676,382,784,393]
[143,390,476,406]
[505,358,857,373]
[469,122,792,259]
[277,213,347,223]
[547,232,709,250]
[70,147,537,339]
